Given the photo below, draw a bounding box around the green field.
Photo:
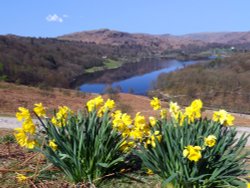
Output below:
[85,58,123,73]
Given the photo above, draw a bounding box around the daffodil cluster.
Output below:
[51,106,73,127]
[183,135,217,162]
[14,105,43,149]
[112,110,162,152]
[213,109,235,126]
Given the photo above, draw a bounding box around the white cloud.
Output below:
[46,14,64,23]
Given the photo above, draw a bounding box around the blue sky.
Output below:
[0,0,249,37]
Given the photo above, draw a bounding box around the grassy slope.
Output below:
[85,59,123,73]
[0,81,250,125]
[156,52,250,114]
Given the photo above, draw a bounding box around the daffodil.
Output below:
[169,101,180,117]
[204,135,217,147]
[213,109,234,126]
[16,107,30,121]
[22,118,36,134]
[184,99,203,124]
[150,97,161,110]
[149,116,156,126]
[183,145,202,162]
[134,112,147,130]
[33,103,46,117]
[145,131,162,148]
[146,169,154,175]
[51,106,73,127]
[104,98,115,110]
[86,96,104,112]
[14,128,36,149]
[49,140,58,151]
[120,140,135,153]
[16,173,28,182]
[160,109,167,119]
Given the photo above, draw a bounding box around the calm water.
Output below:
[79,59,197,95]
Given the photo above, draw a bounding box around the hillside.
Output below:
[2,29,250,89]
[58,29,207,50]
[0,35,156,88]
[183,31,250,44]
[0,81,249,126]
[59,29,250,52]
[155,52,250,113]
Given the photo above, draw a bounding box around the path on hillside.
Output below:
[1,116,250,146]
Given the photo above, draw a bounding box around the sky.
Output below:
[0,0,250,37]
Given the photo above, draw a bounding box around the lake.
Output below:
[78,59,198,95]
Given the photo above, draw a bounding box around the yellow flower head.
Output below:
[160,109,167,119]
[33,103,46,117]
[169,101,180,117]
[191,99,203,111]
[183,145,202,162]
[146,169,154,175]
[150,97,161,111]
[145,131,162,148]
[104,99,115,110]
[184,99,203,124]
[86,96,104,112]
[247,183,250,188]
[52,106,73,127]
[204,135,217,147]
[22,118,36,135]
[16,107,30,122]
[16,173,28,182]
[122,113,132,126]
[213,109,234,126]
[134,112,147,130]
[97,106,105,117]
[14,128,36,149]
[49,139,58,151]
[120,140,135,153]
[149,116,156,127]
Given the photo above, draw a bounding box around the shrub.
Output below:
[133,99,250,187]
[14,97,127,185]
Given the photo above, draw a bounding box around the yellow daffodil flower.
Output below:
[183,145,202,162]
[49,140,58,151]
[104,98,115,110]
[16,107,30,121]
[86,96,104,112]
[16,173,28,182]
[33,103,46,117]
[204,135,217,147]
[149,116,156,127]
[150,97,161,110]
[213,109,234,126]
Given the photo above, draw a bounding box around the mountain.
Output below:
[58,29,207,51]
[59,29,250,51]
[183,31,250,44]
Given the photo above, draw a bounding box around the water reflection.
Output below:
[78,59,197,95]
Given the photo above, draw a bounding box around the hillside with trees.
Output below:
[0,35,156,88]
[155,52,250,113]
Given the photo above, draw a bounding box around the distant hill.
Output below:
[58,29,207,52]
[58,29,250,51]
[183,31,250,44]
